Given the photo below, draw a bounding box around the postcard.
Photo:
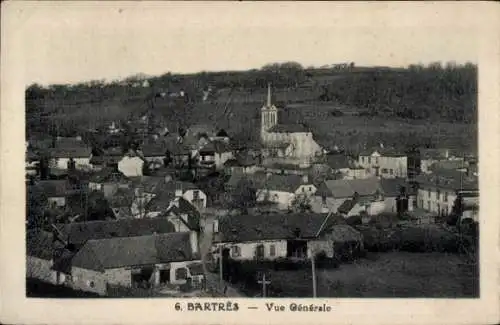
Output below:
[1,1,499,325]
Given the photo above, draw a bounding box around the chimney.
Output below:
[189,231,199,255]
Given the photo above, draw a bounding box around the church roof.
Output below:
[267,123,310,133]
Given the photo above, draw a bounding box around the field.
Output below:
[260,252,478,298]
[26,65,478,154]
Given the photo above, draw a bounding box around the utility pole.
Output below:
[257,272,271,298]
[311,253,317,298]
[219,244,224,291]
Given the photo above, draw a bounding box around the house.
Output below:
[34,180,83,208]
[223,155,260,175]
[145,179,207,214]
[129,176,168,218]
[47,138,92,171]
[108,187,135,219]
[154,197,201,233]
[415,171,478,217]
[419,148,464,174]
[198,140,234,170]
[263,163,311,176]
[118,152,145,177]
[405,208,436,225]
[213,212,363,261]
[255,173,317,210]
[90,147,124,171]
[379,178,415,214]
[26,148,40,177]
[59,232,202,295]
[357,147,408,179]
[26,230,57,284]
[310,178,385,214]
[88,168,129,198]
[137,141,169,169]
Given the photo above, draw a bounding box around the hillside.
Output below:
[26,63,478,154]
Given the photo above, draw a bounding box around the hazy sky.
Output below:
[6,2,483,86]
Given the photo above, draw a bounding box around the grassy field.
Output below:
[265,252,478,298]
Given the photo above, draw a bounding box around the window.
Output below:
[389,169,394,175]
[443,192,448,202]
[231,245,241,257]
[175,267,188,280]
[213,219,219,233]
[302,187,305,193]
[428,190,431,198]
[193,190,200,200]
[436,189,441,201]
[269,244,276,257]
[322,195,327,205]
[427,201,431,210]
[381,168,388,173]
[87,280,95,288]
[444,206,448,215]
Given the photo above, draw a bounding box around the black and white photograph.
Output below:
[2,2,499,325]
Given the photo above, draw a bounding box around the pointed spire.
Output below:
[267,83,272,107]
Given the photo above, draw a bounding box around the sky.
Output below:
[5,2,484,86]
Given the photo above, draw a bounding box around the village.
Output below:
[25,82,479,298]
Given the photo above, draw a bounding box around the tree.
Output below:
[447,194,463,226]
[230,178,257,213]
[26,186,48,229]
[289,195,312,213]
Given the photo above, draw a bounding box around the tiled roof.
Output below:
[56,218,176,247]
[108,187,135,208]
[321,224,363,243]
[261,174,310,193]
[26,230,54,260]
[145,181,200,211]
[70,232,194,272]
[34,180,77,197]
[337,199,357,214]
[88,168,128,183]
[429,160,467,172]
[217,212,342,242]
[155,197,201,230]
[317,178,382,199]
[129,176,166,194]
[379,178,409,197]
[420,148,450,160]
[139,141,169,157]
[415,172,478,191]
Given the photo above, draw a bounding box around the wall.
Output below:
[183,190,207,210]
[48,197,66,208]
[217,240,288,261]
[118,156,144,177]
[26,256,57,284]
[104,268,132,287]
[417,188,456,215]
[169,260,204,285]
[358,153,407,179]
[215,152,234,170]
[383,197,398,213]
[294,184,317,196]
[71,266,108,295]
[53,157,91,170]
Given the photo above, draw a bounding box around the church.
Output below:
[260,84,324,167]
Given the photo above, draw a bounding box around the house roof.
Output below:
[26,230,54,260]
[262,174,311,193]
[379,178,409,197]
[108,187,135,208]
[321,224,363,243]
[35,180,75,198]
[217,212,342,243]
[420,148,450,160]
[429,160,468,172]
[139,141,169,157]
[317,178,382,199]
[359,147,406,157]
[156,197,201,230]
[70,232,194,272]
[337,199,357,215]
[199,140,232,154]
[55,218,176,247]
[129,176,166,194]
[415,172,478,191]
[145,181,200,211]
[88,168,128,183]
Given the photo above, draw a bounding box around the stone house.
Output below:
[357,147,408,179]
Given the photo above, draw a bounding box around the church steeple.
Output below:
[261,83,278,136]
[267,82,272,107]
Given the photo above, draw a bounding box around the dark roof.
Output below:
[379,178,409,197]
[429,160,467,172]
[262,174,311,192]
[217,212,340,242]
[56,219,176,247]
[415,172,478,191]
[420,148,451,160]
[160,197,201,230]
[337,199,357,214]
[359,147,406,157]
[145,181,200,211]
[108,187,135,208]
[88,168,128,183]
[215,129,229,137]
[26,230,54,260]
[321,224,363,243]
[49,146,92,158]
[199,140,232,154]
[35,180,75,197]
[139,141,169,157]
[316,178,382,198]
[70,232,195,272]
[268,123,310,133]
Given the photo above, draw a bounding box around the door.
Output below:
[255,244,265,260]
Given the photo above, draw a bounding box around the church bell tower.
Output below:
[261,83,278,140]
